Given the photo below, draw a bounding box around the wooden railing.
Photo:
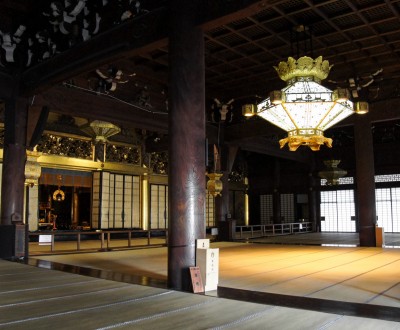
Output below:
[236,222,312,239]
[29,229,167,253]
[29,223,312,254]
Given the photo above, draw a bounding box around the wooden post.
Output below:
[168,0,206,291]
[354,115,376,246]
[0,97,28,259]
[273,159,281,224]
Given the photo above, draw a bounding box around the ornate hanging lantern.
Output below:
[53,175,65,201]
[80,120,121,162]
[318,160,347,186]
[206,172,223,197]
[243,56,368,151]
[207,142,223,197]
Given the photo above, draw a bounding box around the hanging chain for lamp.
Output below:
[53,174,65,201]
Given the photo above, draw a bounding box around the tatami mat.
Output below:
[1,260,399,329]
[30,239,400,308]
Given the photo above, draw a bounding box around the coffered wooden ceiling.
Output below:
[1,0,400,162]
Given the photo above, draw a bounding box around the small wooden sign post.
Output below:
[189,266,204,293]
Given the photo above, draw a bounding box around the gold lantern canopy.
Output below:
[244,56,368,151]
[80,120,121,142]
[80,120,121,162]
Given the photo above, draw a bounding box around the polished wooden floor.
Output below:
[1,233,399,329]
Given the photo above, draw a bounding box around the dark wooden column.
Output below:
[72,187,79,228]
[215,126,228,226]
[273,159,281,224]
[354,115,376,246]
[215,172,229,222]
[216,144,238,241]
[168,0,206,291]
[0,97,28,259]
[308,157,320,231]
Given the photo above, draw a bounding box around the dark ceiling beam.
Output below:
[35,85,169,133]
[0,71,16,99]
[224,120,312,163]
[337,97,400,127]
[20,1,267,96]
[201,1,273,31]
[145,138,168,153]
[115,61,168,86]
[21,8,169,95]
[224,119,284,142]
[144,123,220,153]
[235,137,312,164]
[35,84,222,139]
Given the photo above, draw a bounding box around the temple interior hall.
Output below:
[1,0,400,328]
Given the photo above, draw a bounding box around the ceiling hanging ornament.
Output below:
[243,56,368,151]
[207,172,223,197]
[80,120,121,163]
[80,120,121,141]
[207,143,223,197]
[318,160,347,186]
[53,175,65,201]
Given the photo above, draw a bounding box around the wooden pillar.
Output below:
[0,97,28,259]
[168,0,206,291]
[273,159,281,224]
[308,157,320,231]
[354,115,376,246]
[215,172,229,223]
[215,128,228,226]
[216,144,238,240]
[72,187,79,228]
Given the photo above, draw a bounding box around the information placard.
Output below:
[39,235,52,246]
[190,266,204,293]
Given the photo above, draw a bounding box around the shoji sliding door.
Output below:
[320,190,356,232]
[92,171,140,229]
[150,184,168,229]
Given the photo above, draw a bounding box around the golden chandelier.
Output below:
[243,56,368,151]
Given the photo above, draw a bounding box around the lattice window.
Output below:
[375,174,400,183]
[322,174,400,186]
[260,194,273,224]
[281,194,295,223]
[321,176,354,186]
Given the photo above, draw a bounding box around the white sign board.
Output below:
[196,239,210,249]
[39,235,52,246]
[196,247,219,291]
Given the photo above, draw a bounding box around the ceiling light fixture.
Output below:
[53,175,65,201]
[243,56,368,151]
[80,120,121,163]
[318,160,347,186]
